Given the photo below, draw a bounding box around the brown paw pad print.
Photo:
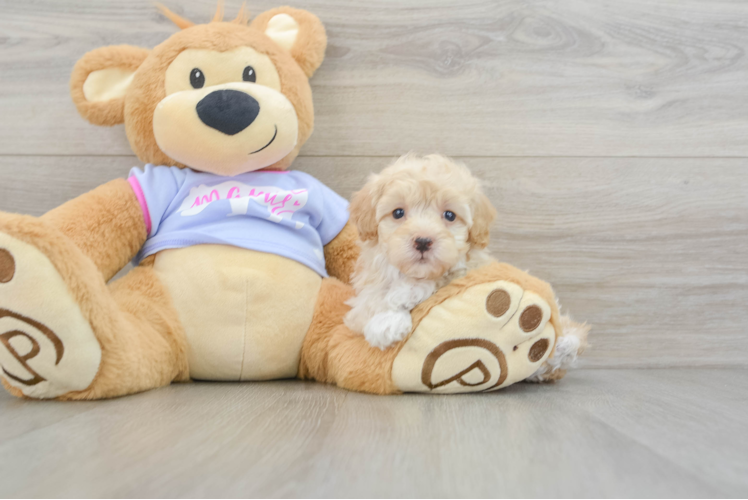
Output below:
[421,338,508,390]
[485,289,511,318]
[520,305,543,332]
[528,338,549,362]
[0,309,64,386]
[0,249,15,284]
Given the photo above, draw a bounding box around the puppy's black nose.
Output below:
[196,89,260,136]
[414,237,433,253]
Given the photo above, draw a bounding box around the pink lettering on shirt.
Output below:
[178,181,309,228]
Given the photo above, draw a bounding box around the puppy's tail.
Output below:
[525,315,590,383]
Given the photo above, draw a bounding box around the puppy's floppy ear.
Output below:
[349,180,379,242]
[468,191,497,249]
[251,7,327,77]
[70,45,150,126]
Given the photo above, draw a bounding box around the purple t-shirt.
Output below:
[128,165,349,277]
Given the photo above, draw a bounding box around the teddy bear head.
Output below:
[70,5,326,175]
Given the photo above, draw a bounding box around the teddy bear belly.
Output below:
[152,244,322,381]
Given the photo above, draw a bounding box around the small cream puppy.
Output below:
[345,154,497,349]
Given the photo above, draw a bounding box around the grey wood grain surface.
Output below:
[0,369,746,498]
[2,0,748,157]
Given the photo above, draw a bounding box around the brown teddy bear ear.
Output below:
[70,45,150,126]
[250,7,327,78]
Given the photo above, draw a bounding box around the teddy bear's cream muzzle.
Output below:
[153,81,299,176]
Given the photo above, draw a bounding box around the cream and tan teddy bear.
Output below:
[0,5,584,400]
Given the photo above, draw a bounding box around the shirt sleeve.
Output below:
[313,179,351,246]
[127,165,183,238]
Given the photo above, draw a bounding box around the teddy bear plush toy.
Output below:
[0,4,585,400]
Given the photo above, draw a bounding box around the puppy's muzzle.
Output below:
[197,89,260,136]
[414,237,433,254]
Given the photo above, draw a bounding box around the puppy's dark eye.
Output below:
[393,208,405,219]
[443,210,456,222]
[242,66,256,83]
[190,68,205,89]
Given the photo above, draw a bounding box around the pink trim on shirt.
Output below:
[128,176,152,235]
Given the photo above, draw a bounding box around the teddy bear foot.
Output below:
[0,231,101,399]
[392,274,557,394]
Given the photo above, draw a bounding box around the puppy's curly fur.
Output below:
[345,154,497,349]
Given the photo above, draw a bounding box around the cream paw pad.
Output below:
[392,280,555,393]
[0,233,101,399]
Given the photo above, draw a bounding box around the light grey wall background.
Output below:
[1,0,746,369]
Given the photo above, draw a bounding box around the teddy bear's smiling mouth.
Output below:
[248,125,278,155]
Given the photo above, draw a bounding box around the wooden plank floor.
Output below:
[0,369,746,498]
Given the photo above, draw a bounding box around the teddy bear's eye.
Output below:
[393,208,405,219]
[443,210,456,222]
[190,68,205,89]
[242,66,256,83]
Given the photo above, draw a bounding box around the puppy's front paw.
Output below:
[363,311,412,350]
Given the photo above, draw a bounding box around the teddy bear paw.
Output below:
[0,233,101,399]
[392,280,555,393]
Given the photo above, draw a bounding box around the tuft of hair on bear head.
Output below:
[156,1,251,30]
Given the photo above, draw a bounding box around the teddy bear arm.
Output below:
[323,220,360,285]
[299,277,400,394]
[41,178,147,281]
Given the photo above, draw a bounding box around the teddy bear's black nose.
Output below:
[196,89,260,136]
